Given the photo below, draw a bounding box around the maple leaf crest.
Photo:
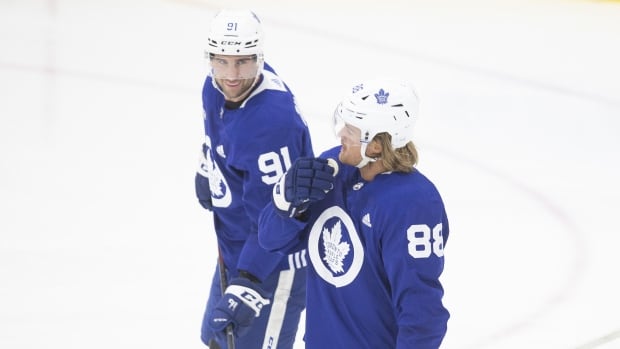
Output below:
[374,88,389,104]
[202,151,225,196]
[322,221,350,274]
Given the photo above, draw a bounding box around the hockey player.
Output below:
[258,79,450,348]
[195,10,312,349]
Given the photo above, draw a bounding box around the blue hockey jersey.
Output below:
[196,63,314,282]
[258,146,449,348]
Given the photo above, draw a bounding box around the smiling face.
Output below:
[209,54,260,102]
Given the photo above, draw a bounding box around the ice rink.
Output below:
[1,0,620,348]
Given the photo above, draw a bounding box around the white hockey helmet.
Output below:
[334,79,419,146]
[205,10,265,80]
[333,79,419,167]
[206,10,264,56]
[206,11,264,61]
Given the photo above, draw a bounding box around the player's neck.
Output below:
[359,160,386,181]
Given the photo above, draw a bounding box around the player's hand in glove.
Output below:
[272,157,338,217]
[208,277,271,340]
[195,173,213,210]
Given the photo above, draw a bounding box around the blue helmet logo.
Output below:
[374,88,389,104]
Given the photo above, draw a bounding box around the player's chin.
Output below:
[223,86,245,98]
[337,150,351,165]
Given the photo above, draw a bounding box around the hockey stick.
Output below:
[217,249,236,349]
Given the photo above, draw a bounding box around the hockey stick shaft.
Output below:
[217,249,235,349]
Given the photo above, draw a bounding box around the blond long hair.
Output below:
[374,132,418,173]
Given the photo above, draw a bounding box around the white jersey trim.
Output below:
[241,70,288,108]
[261,268,296,349]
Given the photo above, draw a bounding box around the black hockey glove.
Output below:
[195,172,213,211]
[272,157,337,217]
[208,277,271,340]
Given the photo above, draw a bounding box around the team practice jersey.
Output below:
[196,63,314,281]
[259,146,449,348]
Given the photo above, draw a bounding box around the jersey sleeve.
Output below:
[258,201,309,253]
[195,77,217,210]
[375,182,450,348]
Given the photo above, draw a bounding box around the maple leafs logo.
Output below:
[321,221,351,274]
[201,151,225,197]
[374,88,389,105]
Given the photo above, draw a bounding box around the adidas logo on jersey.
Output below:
[362,213,372,227]
[271,78,282,87]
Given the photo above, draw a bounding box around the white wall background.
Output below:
[1,0,620,348]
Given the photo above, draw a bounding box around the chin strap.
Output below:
[355,143,377,168]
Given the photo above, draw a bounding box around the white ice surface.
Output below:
[1,0,620,348]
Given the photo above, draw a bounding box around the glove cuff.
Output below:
[238,270,261,284]
[226,283,271,317]
[272,174,291,213]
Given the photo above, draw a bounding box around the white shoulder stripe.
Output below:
[241,70,288,108]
